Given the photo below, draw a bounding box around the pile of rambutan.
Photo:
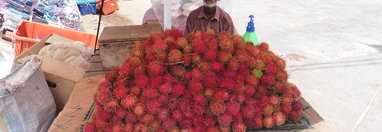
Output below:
[84,29,303,132]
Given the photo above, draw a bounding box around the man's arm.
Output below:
[225,15,238,35]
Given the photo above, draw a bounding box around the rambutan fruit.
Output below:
[105,99,118,112]
[149,76,163,88]
[193,94,207,104]
[281,105,293,115]
[163,119,176,129]
[182,55,192,66]
[228,58,239,71]
[290,84,301,98]
[232,123,247,132]
[276,70,288,82]
[258,42,269,51]
[246,57,256,69]
[172,110,183,121]
[281,95,294,105]
[168,49,183,63]
[84,122,96,132]
[134,75,149,88]
[219,78,235,89]
[254,60,266,70]
[269,95,280,105]
[207,126,219,132]
[130,86,141,95]
[211,61,224,72]
[191,68,203,81]
[235,49,249,62]
[207,39,219,50]
[219,39,234,52]
[246,44,260,56]
[126,57,141,67]
[155,51,168,61]
[132,48,144,58]
[145,52,156,62]
[153,40,167,53]
[148,61,165,75]
[204,116,216,127]
[204,88,214,97]
[142,88,159,99]
[289,110,302,121]
[214,90,229,101]
[226,102,241,115]
[273,112,286,126]
[183,45,193,54]
[237,94,246,104]
[231,35,246,49]
[112,124,123,132]
[261,75,275,85]
[165,29,183,39]
[245,98,257,106]
[256,85,267,97]
[241,105,255,119]
[95,91,110,105]
[165,36,175,46]
[233,114,243,122]
[133,105,145,116]
[176,37,188,48]
[189,81,203,93]
[124,123,133,132]
[218,114,232,126]
[292,101,303,111]
[204,50,217,61]
[180,119,193,128]
[204,77,217,88]
[115,108,127,119]
[95,106,112,120]
[218,52,232,64]
[172,65,186,78]
[149,33,164,42]
[245,75,258,86]
[193,104,206,114]
[172,82,185,97]
[94,118,107,129]
[121,96,136,109]
[263,116,275,128]
[263,104,274,117]
[244,87,256,97]
[120,65,132,76]
[134,123,148,132]
[126,112,137,123]
[192,40,208,53]
[258,96,270,107]
[183,110,194,119]
[274,57,286,70]
[148,121,161,131]
[158,95,169,103]
[163,74,176,84]
[209,102,227,115]
[140,114,154,124]
[147,100,161,114]
[265,64,278,75]
[113,87,127,100]
[159,83,172,94]
[98,81,111,92]
[158,109,169,121]
[191,55,202,65]
[245,117,263,129]
[198,61,210,73]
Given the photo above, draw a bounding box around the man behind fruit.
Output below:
[185,0,237,35]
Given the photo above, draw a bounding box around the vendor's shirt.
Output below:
[185,6,237,35]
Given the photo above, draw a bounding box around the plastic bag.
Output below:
[0,56,56,132]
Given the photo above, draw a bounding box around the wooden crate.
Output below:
[98,24,162,69]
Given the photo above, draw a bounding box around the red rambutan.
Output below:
[142,88,159,99]
[209,102,227,115]
[265,64,278,75]
[232,122,247,132]
[204,116,216,127]
[180,119,192,128]
[148,61,165,75]
[258,96,270,107]
[263,105,274,117]
[211,61,224,72]
[281,95,294,105]
[218,114,232,126]
[95,91,110,105]
[242,105,255,119]
[214,90,229,101]
[134,75,149,88]
[172,110,183,121]
[204,88,214,97]
[147,100,161,114]
[289,110,302,121]
[261,75,275,85]
[159,83,172,94]
[203,76,217,88]
[244,86,256,97]
[140,114,154,124]
[204,50,217,61]
[218,52,232,64]
[113,87,127,100]
[126,112,137,123]
[153,40,167,52]
[193,94,207,104]
[281,105,292,115]
[263,116,275,128]
[112,124,123,132]
[168,49,183,63]
[245,75,258,86]
[258,42,269,51]
[133,105,145,116]
[292,101,303,111]
[176,37,188,48]
[121,96,136,109]
[192,40,208,53]
[273,112,286,126]
[105,99,118,112]
[84,122,96,132]
[228,58,239,71]
[226,102,241,115]
[158,109,169,121]
[172,82,185,97]
[269,95,280,105]
[276,70,288,82]
[193,104,206,114]
[189,81,203,93]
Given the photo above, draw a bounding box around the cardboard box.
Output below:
[98,24,163,69]
[12,34,86,112]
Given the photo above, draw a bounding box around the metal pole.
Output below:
[94,0,105,54]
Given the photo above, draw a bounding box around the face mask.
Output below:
[204,0,217,8]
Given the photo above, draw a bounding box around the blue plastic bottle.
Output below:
[243,15,259,45]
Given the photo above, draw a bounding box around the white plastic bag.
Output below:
[0,57,56,132]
